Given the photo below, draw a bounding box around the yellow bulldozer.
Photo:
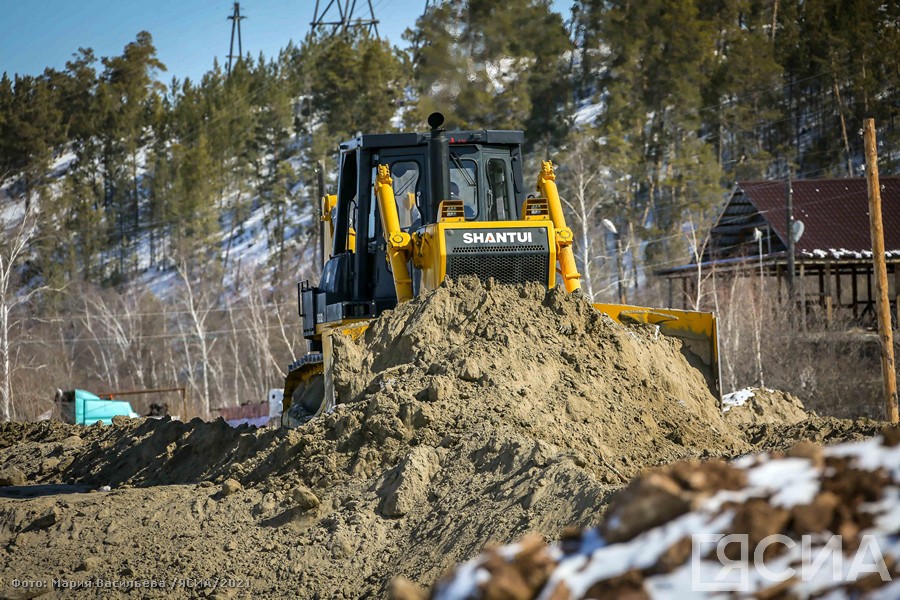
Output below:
[282,113,720,426]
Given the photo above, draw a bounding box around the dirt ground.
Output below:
[0,280,887,599]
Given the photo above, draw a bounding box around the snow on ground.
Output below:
[573,100,604,126]
[484,57,528,94]
[49,151,77,176]
[434,432,900,599]
[721,388,754,412]
[0,190,24,225]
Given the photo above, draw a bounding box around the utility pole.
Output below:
[785,170,795,306]
[603,219,626,304]
[863,119,899,423]
[227,2,246,75]
[615,234,626,304]
[310,0,380,38]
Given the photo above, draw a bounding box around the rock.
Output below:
[290,485,320,511]
[59,435,83,450]
[426,377,454,403]
[255,493,278,515]
[39,459,59,475]
[29,507,60,530]
[381,447,441,518]
[458,358,482,382]
[111,415,131,426]
[0,467,26,487]
[220,479,243,497]
[76,557,101,572]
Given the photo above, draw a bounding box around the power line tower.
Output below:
[226,2,246,74]
[309,0,380,38]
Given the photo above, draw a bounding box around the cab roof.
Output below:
[339,130,525,151]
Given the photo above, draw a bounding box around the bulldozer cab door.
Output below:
[482,149,518,220]
[364,149,429,304]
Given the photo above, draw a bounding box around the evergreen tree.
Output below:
[302,32,407,140]
[97,31,166,276]
[411,0,572,149]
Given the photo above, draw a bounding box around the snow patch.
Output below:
[722,388,754,412]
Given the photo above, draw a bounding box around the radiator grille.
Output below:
[447,249,549,286]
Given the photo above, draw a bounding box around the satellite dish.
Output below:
[753,227,762,241]
[792,220,805,243]
[602,218,618,235]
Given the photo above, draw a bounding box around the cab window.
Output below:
[450,157,478,219]
[486,158,511,220]
[335,151,357,253]
[390,161,421,229]
[369,160,423,238]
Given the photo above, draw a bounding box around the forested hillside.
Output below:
[1,0,898,421]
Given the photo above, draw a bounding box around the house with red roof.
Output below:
[659,178,900,325]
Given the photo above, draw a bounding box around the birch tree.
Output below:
[0,206,45,421]
[558,139,608,300]
[175,261,219,419]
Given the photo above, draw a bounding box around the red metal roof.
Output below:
[739,178,900,259]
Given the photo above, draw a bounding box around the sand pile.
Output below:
[723,387,809,427]
[0,279,889,598]
[325,277,747,481]
[428,426,900,599]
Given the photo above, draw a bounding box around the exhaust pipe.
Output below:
[427,112,451,217]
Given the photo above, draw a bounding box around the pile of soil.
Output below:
[429,427,900,599]
[0,279,889,598]
[722,387,809,427]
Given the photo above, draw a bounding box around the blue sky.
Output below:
[0,1,574,83]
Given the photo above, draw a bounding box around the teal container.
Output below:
[74,390,139,425]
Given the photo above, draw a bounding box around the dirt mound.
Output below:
[723,387,808,426]
[0,279,890,598]
[743,414,888,452]
[430,426,900,599]
[329,277,747,480]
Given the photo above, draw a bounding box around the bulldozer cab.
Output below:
[320,129,529,317]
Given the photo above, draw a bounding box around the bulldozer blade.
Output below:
[281,354,325,427]
[593,303,721,405]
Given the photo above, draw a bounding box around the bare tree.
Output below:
[175,261,219,419]
[0,206,46,421]
[558,139,610,300]
[78,287,158,390]
[684,215,716,311]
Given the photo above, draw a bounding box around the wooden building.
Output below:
[658,178,900,326]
